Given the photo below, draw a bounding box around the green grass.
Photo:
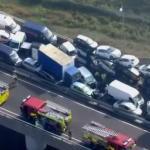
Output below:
[0,0,150,57]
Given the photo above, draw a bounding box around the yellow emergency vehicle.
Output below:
[0,80,9,105]
[21,96,72,132]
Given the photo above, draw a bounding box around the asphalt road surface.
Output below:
[0,71,149,150]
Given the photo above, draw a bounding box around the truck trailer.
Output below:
[31,44,82,86]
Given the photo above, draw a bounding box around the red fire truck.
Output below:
[82,121,136,150]
[20,95,72,132]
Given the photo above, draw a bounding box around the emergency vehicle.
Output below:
[0,80,9,105]
[82,121,136,150]
[20,96,72,132]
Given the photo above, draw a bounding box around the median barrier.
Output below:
[0,62,150,131]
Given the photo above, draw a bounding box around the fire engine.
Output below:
[82,121,136,150]
[20,95,72,132]
[0,80,9,105]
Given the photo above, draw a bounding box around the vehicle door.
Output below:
[28,107,37,118]
[118,104,131,114]
[23,61,35,72]
[73,85,84,95]
[96,49,104,58]
[108,142,116,150]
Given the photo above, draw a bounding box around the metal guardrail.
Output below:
[0,62,150,130]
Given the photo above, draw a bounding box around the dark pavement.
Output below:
[0,71,149,150]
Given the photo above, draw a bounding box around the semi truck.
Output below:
[31,44,82,86]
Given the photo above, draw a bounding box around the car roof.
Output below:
[118,101,136,109]
[97,45,110,50]
[73,82,85,88]
[24,97,46,110]
[121,54,136,60]
[61,41,76,52]
[77,34,91,41]
[22,21,47,32]
[78,66,92,78]
[24,57,37,65]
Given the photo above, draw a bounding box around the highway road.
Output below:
[0,71,149,150]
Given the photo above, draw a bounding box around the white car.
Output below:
[95,45,121,60]
[0,14,21,33]
[113,101,142,116]
[22,57,42,72]
[0,30,14,43]
[139,64,150,76]
[116,54,139,68]
[94,59,115,75]
[59,41,77,59]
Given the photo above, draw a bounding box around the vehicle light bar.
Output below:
[22,95,31,102]
[123,138,132,145]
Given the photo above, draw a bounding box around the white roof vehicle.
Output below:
[113,101,142,116]
[0,14,20,33]
[0,30,14,43]
[95,45,121,60]
[59,41,77,59]
[139,64,150,76]
[116,54,139,68]
[23,57,42,73]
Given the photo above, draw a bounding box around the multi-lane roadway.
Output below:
[0,70,149,150]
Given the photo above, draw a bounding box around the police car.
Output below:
[22,57,42,73]
[95,45,121,60]
[115,54,139,68]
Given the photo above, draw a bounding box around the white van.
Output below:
[107,80,144,107]
[9,31,26,52]
[59,41,77,59]
[0,14,20,33]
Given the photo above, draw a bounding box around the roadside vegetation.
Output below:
[0,0,150,57]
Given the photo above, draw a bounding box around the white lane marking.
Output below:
[0,70,150,134]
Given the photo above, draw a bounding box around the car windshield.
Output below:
[82,86,91,93]
[10,52,19,62]
[69,50,77,56]
[85,76,94,82]
[10,42,19,49]
[133,94,142,102]
[107,47,115,52]
[44,28,53,39]
[86,38,94,45]
[34,62,41,68]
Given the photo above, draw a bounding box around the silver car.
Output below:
[22,57,42,73]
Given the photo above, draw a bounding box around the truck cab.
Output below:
[64,66,82,86]
[9,31,26,52]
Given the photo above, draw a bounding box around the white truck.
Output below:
[106,80,144,107]
[9,31,26,52]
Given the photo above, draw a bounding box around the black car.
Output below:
[73,35,98,53]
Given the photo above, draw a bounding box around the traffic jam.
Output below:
[0,13,150,150]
